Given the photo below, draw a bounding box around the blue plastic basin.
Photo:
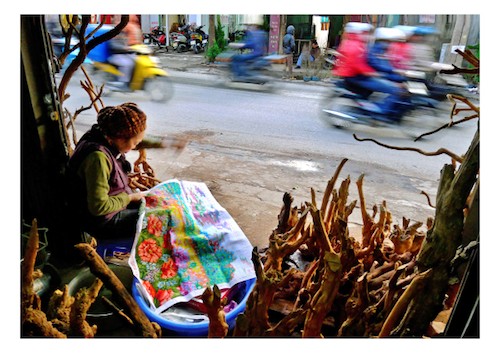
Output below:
[132,277,256,336]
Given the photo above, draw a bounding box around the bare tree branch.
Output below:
[58,15,129,101]
[414,114,478,141]
[352,134,464,163]
[420,191,436,208]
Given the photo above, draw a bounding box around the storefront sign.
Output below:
[268,15,280,54]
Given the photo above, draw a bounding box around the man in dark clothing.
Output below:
[282,25,296,78]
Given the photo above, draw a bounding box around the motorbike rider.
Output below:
[393,26,452,100]
[108,15,143,89]
[333,22,408,122]
[366,27,412,119]
[230,23,268,80]
[387,26,416,70]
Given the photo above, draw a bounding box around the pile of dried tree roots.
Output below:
[21,219,162,338]
[21,140,478,338]
[22,49,479,337]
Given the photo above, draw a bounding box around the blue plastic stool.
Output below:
[95,238,134,259]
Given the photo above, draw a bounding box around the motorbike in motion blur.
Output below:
[63,24,174,102]
[217,42,277,91]
[320,70,446,137]
[90,44,174,102]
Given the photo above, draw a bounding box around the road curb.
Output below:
[165,67,334,89]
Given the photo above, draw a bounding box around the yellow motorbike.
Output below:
[91,44,174,102]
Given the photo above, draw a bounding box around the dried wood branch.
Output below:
[353,134,464,163]
[378,268,432,337]
[276,192,294,234]
[58,15,129,101]
[383,264,408,313]
[414,114,478,141]
[337,272,370,336]
[293,259,319,310]
[69,278,102,337]
[457,48,479,67]
[302,251,342,337]
[448,94,480,116]
[21,219,40,315]
[439,65,478,75]
[21,219,68,337]
[74,243,160,338]
[240,246,302,336]
[420,190,436,208]
[320,158,348,217]
[46,285,74,334]
[439,48,479,75]
[264,308,306,337]
[23,307,67,338]
[264,206,310,271]
[102,296,134,327]
[302,204,342,337]
[79,65,105,112]
[355,174,375,249]
[202,285,229,338]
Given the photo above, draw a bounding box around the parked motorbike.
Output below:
[322,48,339,70]
[170,24,191,53]
[143,26,167,48]
[90,44,174,102]
[190,25,209,54]
[320,71,445,137]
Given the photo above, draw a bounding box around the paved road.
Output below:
[61,63,478,249]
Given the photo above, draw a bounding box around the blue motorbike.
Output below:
[218,42,276,90]
[320,71,445,137]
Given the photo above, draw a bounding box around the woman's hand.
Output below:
[129,192,145,203]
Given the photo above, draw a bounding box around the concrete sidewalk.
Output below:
[155,49,333,85]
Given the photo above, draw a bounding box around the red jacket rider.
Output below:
[333,32,376,78]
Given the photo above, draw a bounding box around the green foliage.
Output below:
[215,15,226,50]
[206,41,222,63]
[465,43,480,84]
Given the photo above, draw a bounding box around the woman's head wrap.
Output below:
[97,102,147,139]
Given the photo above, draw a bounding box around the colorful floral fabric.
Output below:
[129,180,256,314]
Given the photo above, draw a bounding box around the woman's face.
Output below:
[111,130,145,153]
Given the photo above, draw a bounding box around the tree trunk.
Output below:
[393,127,479,337]
[279,15,287,54]
[209,15,215,48]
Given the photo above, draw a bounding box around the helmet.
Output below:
[393,25,417,39]
[287,25,295,35]
[344,22,374,34]
[374,27,406,42]
[413,26,438,36]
